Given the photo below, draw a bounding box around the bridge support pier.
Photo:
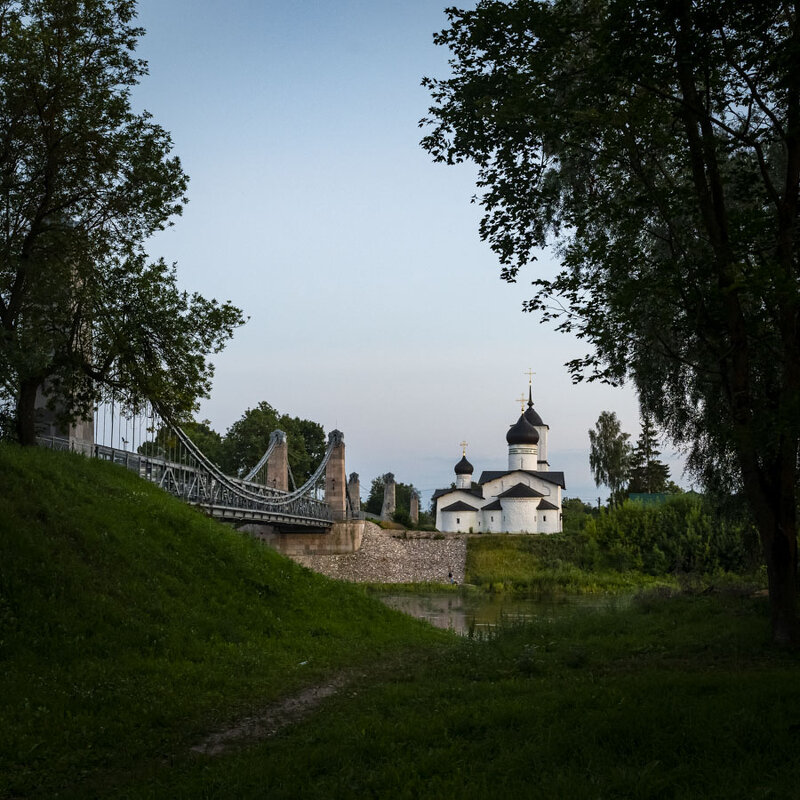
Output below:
[325,430,346,521]
[241,519,372,555]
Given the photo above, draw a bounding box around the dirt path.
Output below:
[190,673,353,756]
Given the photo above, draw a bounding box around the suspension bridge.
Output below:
[36,403,358,534]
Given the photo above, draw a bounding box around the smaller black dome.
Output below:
[454,455,474,475]
[506,413,540,445]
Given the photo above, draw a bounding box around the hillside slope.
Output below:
[0,445,439,797]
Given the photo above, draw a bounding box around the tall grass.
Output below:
[466,534,672,593]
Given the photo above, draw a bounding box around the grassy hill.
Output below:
[0,445,441,797]
[3,445,800,799]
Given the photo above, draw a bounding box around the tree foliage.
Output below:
[422,0,800,642]
[218,401,326,485]
[584,495,761,576]
[364,475,420,521]
[589,411,632,505]
[628,416,671,494]
[0,0,244,444]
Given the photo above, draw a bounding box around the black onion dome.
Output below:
[506,413,540,445]
[454,455,474,475]
[524,405,544,427]
[524,386,544,427]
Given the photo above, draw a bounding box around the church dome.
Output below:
[454,455,473,475]
[524,405,544,427]
[506,413,540,445]
[524,386,544,427]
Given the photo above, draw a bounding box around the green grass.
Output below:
[465,533,676,593]
[0,445,444,797]
[116,590,800,799]
[3,446,795,798]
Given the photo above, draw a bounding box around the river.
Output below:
[376,590,630,635]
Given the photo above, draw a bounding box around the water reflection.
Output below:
[377,591,628,635]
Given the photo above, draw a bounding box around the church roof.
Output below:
[432,486,483,502]
[524,386,545,427]
[537,499,559,511]
[454,455,474,475]
[441,500,479,512]
[496,483,544,499]
[478,470,566,489]
[482,499,503,511]
[506,412,539,445]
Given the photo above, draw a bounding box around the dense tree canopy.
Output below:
[422,0,800,641]
[0,0,243,445]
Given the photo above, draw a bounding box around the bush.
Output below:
[584,495,760,576]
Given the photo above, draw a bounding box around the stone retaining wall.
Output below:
[290,526,467,584]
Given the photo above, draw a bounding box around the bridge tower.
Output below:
[347,472,361,515]
[325,430,347,521]
[381,472,396,520]
[265,430,289,490]
[410,489,420,525]
[34,382,94,454]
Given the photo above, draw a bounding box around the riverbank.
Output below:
[290,526,467,584]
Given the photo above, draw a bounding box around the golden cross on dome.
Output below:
[459,440,468,456]
[516,393,526,412]
[525,368,536,384]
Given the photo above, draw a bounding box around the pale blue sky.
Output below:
[131,0,685,505]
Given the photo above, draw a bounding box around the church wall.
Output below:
[482,510,503,533]
[441,508,478,533]
[538,509,560,533]
[501,497,538,533]
[482,472,560,504]
[435,489,482,531]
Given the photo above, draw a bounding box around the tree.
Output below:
[280,415,326,485]
[589,411,632,505]
[422,1,800,643]
[364,476,386,516]
[628,416,671,494]
[220,401,326,484]
[0,0,243,446]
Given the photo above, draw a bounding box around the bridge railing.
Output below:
[36,416,337,527]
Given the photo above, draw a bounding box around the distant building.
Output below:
[432,387,565,533]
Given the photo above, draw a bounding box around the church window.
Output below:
[543,514,547,521]
[456,517,460,524]
[490,516,494,522]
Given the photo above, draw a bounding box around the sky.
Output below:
[131,0,687,507]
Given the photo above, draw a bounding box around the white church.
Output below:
[432,386,565,534]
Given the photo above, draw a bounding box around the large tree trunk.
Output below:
[15,377,40,446]
[763,520,798,645]
[742,464,799,646]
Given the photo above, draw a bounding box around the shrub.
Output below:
[586,495,760,576]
